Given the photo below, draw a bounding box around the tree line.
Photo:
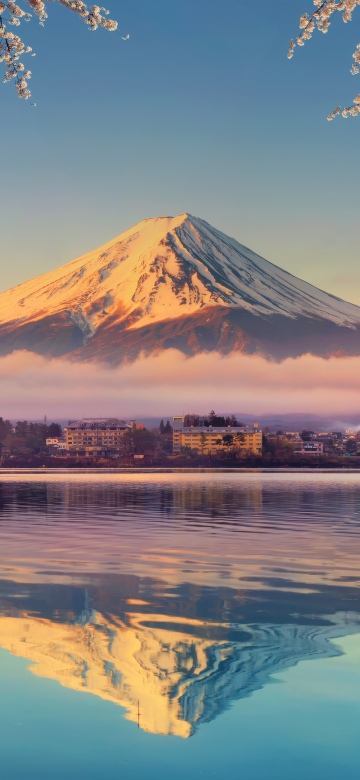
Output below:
[0,417,62,455]
[184,410,244,428]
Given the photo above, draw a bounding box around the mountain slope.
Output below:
[1,213,360,363]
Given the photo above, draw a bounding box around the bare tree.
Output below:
[0,1,119,101]
[289,0,360,119]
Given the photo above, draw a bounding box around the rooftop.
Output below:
[66,418,132,430]
[179,426,261,434]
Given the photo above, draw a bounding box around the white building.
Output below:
[65,418,133,455]
[294,442,324,456]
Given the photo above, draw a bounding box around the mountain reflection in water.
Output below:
[0,473,359,738]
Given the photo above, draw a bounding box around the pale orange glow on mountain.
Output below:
[1,215,360,366]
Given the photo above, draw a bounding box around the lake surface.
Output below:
[0,472,359,779]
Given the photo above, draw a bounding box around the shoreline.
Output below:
[1,467,360,475]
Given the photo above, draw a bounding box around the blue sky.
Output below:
[1,0,360,303]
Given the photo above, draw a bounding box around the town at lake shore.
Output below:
[1,412,359,469]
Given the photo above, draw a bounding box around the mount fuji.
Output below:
[1,212,360,363]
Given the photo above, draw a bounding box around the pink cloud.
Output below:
[0,350,359,418]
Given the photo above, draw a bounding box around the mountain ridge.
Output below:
[1,213,360,363]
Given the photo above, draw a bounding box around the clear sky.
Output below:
[1,0,360,304]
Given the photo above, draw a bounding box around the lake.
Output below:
[0,472,359,779]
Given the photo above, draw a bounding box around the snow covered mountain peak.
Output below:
[0,212,203,334]
[1,213,360,362]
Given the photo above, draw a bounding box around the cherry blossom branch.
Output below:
[288,0,360,119]
[0,1,119,101]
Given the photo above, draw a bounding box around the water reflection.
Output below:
[0,474,360,738]
[1,574,359,737]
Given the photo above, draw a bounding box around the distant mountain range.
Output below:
[1,213,360,363]
[129,413,360,433]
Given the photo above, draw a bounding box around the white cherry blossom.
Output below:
[289,0,360,118]
[0,1,119,101]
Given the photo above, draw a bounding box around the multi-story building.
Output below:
[173,417,262,456]
[294,442,324,456]
[284,432,303,442]
[46,436,67,452]
[65,418,133,456]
